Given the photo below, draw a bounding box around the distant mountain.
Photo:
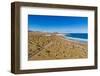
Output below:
[28,31,67,35]
[28,30,33,32]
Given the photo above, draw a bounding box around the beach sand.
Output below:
[28,32,88,60]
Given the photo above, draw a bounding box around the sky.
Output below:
[28,15,88,33]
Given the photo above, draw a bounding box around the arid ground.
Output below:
[28,31,88,60]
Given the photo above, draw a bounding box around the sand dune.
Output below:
[28,32,88,60]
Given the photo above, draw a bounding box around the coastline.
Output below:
[28,32,88,60]
[63,36,88,44]
[56,33,87,44]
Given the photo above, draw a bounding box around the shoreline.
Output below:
[63,36,88,44]
[55,34,88,44]
[28,32,88,60]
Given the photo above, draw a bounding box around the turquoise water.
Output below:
[64,33,88,43]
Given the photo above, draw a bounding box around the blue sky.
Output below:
[28,15,88,33]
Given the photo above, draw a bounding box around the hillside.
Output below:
[28,32,88,60]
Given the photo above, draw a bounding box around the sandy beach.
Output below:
[28,32,88,60]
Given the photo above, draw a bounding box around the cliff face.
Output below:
[28,32,88,60]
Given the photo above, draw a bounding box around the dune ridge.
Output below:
[28,31,88,60]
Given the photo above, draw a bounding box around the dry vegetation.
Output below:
[28,32,88,60]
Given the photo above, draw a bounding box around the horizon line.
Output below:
[28,30,88,33]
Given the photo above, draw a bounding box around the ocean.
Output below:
[65,33,88,42]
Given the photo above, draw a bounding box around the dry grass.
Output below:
[28,32,88,60]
